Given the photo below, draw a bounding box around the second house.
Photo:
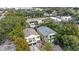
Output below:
[23,28,40,46]
[37,26,56,43]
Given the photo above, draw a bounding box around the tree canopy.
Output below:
[40,21,79,50]
[0,10,30,51]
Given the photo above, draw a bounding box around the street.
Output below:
[0,39,16,51]
[29,45,40,51]
[53,44,62,51]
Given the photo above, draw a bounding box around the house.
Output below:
[23,28,40,46]
[28,21,37,28]
[44,13,50,17]
[50,17,62,23]
[60,16,72,22]
[0,11,6,20]
[37,26,56,43]
[26,18,47,24]
[26,18,47,28]
[0,10,3,16]
[50,16,72,23]
[44,13,54,17]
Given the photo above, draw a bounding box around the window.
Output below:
[33,39,36,41]
[37,40,40,43]
[29,40,32,42]
[33,38,35,40]
[29,38,32,42]
[50,35,53,38]
[50,35,55,38]
[37,36,40,38]
[29,44,32,46]
[33,43,36,45]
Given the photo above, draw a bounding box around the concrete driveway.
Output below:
[29,45,40,51]
[53,44,62,51]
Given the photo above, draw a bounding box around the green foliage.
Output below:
[22,9,45,18]
[11,36,30,51]
[0,10,30,51]
[62,35,79,50]
[41,42,53,51]
[40,21,79,50]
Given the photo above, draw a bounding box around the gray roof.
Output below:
[37,26,56,36]
[23,28,39,37]
[26,18,46,22]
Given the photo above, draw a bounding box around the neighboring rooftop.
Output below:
[23,28,39,37]
[50,17,62,22]
[50,16,72,22]
[26,18,46,23]
[60,16,72,20]
[37,26,56,36]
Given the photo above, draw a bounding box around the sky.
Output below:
[0,0,79,7]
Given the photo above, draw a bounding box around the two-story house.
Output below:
[37,26,56,43]
[23,28,40,46]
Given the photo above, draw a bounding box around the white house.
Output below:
[50,17,62,23]
[37,26,56,43]
[60,16,72,22]
[26,18,47,24]
[26,18,47,28]
[29,22,36,28]
[0,10,3,16]
[23,28,40,46]
[0,11,6,20]
[50,16,72,23]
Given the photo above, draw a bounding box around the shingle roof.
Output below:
[23,28,39,37]
[37,26,56,36]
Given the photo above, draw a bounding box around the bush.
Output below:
[12,36,30,51]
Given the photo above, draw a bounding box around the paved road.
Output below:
[0,40,16,51]
[53,45,62,51]
[29,45,40,51]
[29,43,62,51]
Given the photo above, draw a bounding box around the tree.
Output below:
[42,42,53,51]
[12,36,30,51]
[40,19,79,50]
[0,10,30,51]
[62,35,79,50]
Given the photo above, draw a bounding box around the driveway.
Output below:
[53,44,62,51]
[0,39,16,51]
[29,43,40,51]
